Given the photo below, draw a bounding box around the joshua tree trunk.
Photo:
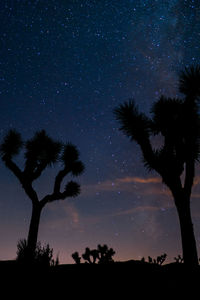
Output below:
[175,195,199,267]
[27,203,42,261]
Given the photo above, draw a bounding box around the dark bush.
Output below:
[71,251,81,264]
[141,253,167,265]
[72,244,115,264]
[16,238,59,267]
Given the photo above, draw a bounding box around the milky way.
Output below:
[0,0,200,263]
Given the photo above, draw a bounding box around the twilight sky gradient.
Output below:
[1,0,200,264]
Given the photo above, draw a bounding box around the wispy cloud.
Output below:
[44,174,200,233]
[45,202,83,232]
[112,205,162,217]
[117,176,161,184]
[63,203,80,226]
[82,173,200,200]
[81,175,168,198]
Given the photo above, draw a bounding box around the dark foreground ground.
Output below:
[0,260,199,297]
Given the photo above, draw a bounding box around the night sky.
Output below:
[1,0,200,264]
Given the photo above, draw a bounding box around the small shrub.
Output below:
[16,239,28,262]
[174,254,184,264]
[142,253,167,265]
[156,253,167,265]
[72,244,115,264]
[16,238,59,267]
[71,251,81,264]
[97,244,115,264]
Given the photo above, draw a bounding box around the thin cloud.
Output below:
[117,176,161,184]
[45,202,83,232]
[81,175,168,197]
[112,205,162,217]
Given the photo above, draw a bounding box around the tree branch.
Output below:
[22,182,39,204]
[39,168,77,207]
[40,181,81,207]
[23,160,47,183]
[30,163,47,182]
[3,157,23,182]
[139,136,159,173]
[39,192,66,208]
[53,168,69,194]
[3,157,39,204]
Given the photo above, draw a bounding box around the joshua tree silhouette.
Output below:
[0,130,84,262]
[114,65,200,267]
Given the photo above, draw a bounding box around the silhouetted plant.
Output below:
[148,256,154,264]
[114,65,200,267]
[142,253,167,265]
[82,247,97,264]
[90,249,99,263]
[53,254,60,266]
[71,251,81,264]
[0,130,84,262]
[97,244,115,264]
[174,255,184,264]
[16,239,29,262]
[72,244,115,264]
[16,238,58,267]
[156,253,167,265]
[81,247,90,263]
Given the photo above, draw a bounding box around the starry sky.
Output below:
[0,0,200,264]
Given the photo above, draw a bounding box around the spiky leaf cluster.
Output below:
[0,129,23,159]
[64,181,81,198]
[151,96,184,137]
[179,65,200,98]
[114,100,151,143]
[61,143,85,176]
[24,130,62,170]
